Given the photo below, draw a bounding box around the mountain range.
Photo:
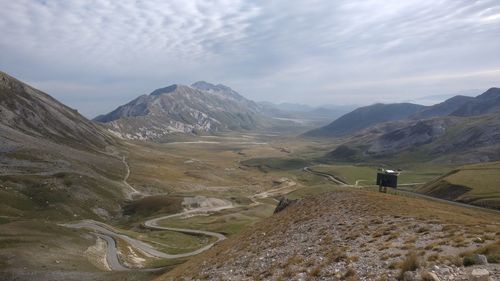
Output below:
[318,88,500,163]
[94,81,267,140]
[2,70,500,281]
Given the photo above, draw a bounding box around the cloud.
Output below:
[1,0,499,116]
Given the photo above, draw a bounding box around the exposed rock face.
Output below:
[367,119,451,156]
[473,254,489,265]
[273,197,297,213]
[470,268,491,281]
[94,81,265,140]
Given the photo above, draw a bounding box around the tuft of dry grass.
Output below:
[460,240,500,264]
[427,253,439,262]
[398,251,420,280]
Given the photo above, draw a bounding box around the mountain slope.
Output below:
[410,95,474,119]
[321,88,500,164]
[324,111,500,164]
[159,189,500,280]
[0,71,113,150]
[451,87,500,116]
[0,71,127,220]
[304,103,425,137]
[94,82,266,140]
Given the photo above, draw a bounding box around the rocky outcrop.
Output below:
[273,197,297,213]
[367,119,451,156]
[470,268,492,281]
[95,82,266,140]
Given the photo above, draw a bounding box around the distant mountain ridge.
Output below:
[451,87,500,117]
[409,95,474,119]
[306,88,500,139]
[304,103,425,137]
[321,88,500,164]
[94,81,265,140]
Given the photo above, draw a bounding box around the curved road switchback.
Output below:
[63,201,234,270]
[64,154,292,271]
[96,234,128,271]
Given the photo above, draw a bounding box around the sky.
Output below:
[1,0,500,118]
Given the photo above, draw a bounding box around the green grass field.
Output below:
[418,162,500,209]
[310,164,453,186]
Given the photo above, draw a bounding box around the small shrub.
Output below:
[416,226,430,233]
[427,253,439,262]
[399,252,420,279]
[388,261,399,270]
[344,267,356,277]
[463,256,475,266]
[448,255,463,267]
[487,254,500,263]
[348,255,359,262]
[310,266,321,276]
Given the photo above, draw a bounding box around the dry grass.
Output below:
[461,240,500,264]
[398,252,420,280]
[159,189,500,280]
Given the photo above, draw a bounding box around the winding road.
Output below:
[63,201,234,270]
[303,167,348,185]
[63,153,238,271]
[121,156,140,198]
[63,154,300,271]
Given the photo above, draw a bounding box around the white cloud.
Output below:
[0,0,499,117]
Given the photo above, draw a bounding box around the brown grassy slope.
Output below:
[157,189,500,280]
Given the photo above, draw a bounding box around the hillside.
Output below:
[451,88,500,117]
[321,88,500,164]
[159,189,500,280]
[0,71,113,150]
[417,162,500,209]
[0,71,128,220]
[305,88,500,139]
[304,103,425,138]
[94,82,268,140]
[410,95,474,119]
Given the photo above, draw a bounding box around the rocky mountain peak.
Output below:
[149,84,195,96]
[93,80,265,139]
[191,81,246,101]
[192,81,228,91]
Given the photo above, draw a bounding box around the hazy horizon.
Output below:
[1,0,499,117]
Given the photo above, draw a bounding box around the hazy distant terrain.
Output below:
[1,72,500,281]
[308,88,500,164]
